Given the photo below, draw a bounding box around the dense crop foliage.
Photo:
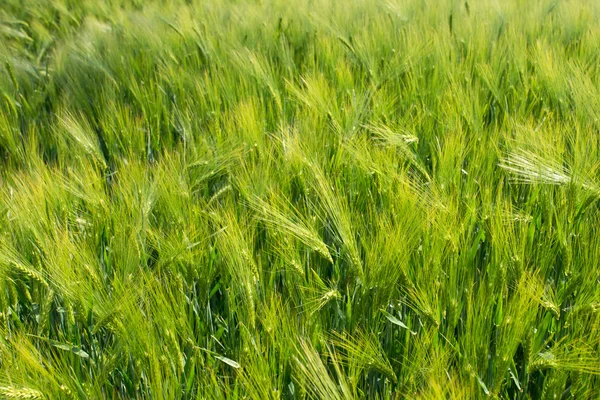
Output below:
[1,0,600,398]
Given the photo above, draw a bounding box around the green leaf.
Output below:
[215,355,240,369]
[71,347,90,359]
[381,309,414,334]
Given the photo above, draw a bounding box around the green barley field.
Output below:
[1,0,600,398]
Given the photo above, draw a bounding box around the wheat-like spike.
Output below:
[0,387,44,399]
[248,194,333,263]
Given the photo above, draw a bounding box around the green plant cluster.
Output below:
[0,0,599,398]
